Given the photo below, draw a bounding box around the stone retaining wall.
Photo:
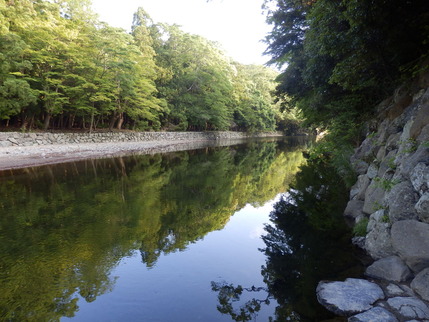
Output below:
[318,81,429,320]
[0,131,283,147]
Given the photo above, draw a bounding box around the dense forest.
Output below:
[0,0,298,132]
[264,0,429,147]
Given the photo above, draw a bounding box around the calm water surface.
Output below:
[0,138,363,321]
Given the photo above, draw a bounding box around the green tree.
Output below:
[0,32,36,121]
[0,0,37,122]
[264,0,429,141]
[232,64,278,132]
[153,25,236,130]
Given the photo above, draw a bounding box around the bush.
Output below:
[353,218,369,237]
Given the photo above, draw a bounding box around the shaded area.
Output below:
[212,158,364,321]
[0,138,307,321]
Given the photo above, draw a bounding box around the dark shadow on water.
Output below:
[212,157,365,321]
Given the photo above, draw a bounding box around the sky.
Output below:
[90,0,272,65]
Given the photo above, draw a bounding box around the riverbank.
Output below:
[0,131,284,171]
[317,79,429,319]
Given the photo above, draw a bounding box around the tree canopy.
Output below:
[0,0,285,132]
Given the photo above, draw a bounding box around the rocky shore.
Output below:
[317,75,429,320]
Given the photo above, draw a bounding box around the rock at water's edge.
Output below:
[348,306,398,322]
[365,212,395,260]
[385,284,407,297]
[411,268,429,301]
[344,199,365,219]
[365,256,412,282]
[387,296,429,319]
[316,278,384,316]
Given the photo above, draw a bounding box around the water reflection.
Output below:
[212,158,364,321]
[0,138,307,321]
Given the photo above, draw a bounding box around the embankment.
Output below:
[0,130,282,147]
[0,131,283,171]
[317,73,429,320]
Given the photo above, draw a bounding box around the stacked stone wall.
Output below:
[0,131,283,148]
[318,75,429,320]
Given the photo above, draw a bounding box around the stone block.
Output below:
[363,180,385,215]
[367,163,379,179]
[410,98,429,140]
[396,144,429,178]
[0,141,12,147]
[385,180,418,222]
[386,134,401,151]
[365,219,394,260]
[348,307,398,322]
[350,175,371,201]
[385,284,407,297]
[410,162,429,195]
[7,137,19,145]
[344,200,365,219]
[387,296,429,320]
[365,256,412,282]
[411,267,429,301]
[391,220,429,272]
[416,193,429,223]
[352,159,370,176]
[376,146,387,161]
[316,278,384,316]
[378,150,398,178]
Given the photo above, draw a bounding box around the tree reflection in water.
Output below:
[0,138,307,321]
[212,159,364,321]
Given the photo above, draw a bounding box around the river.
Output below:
[0,137,363,321]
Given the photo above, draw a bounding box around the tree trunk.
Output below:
[44,113,51,130]
[116,112,124,130]
[20,112,27,131]
[109,113,118,131]
[68,114,75,129]
[89,111,95,133]
[29,116,34,130]
[94,115,100,129]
